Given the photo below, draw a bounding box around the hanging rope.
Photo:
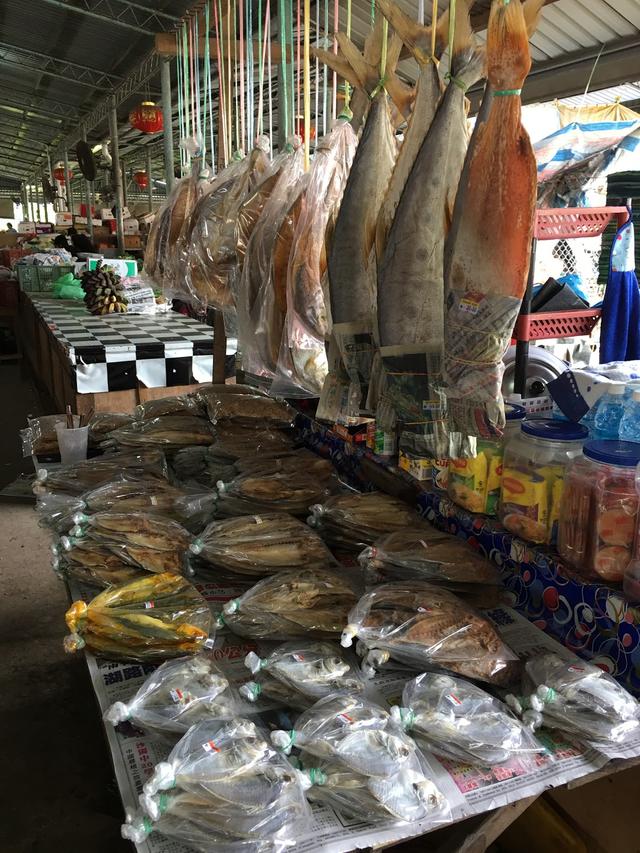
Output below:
[204,1,216,171]
[238,0,246,151]
[279,0,290,141]
[447,0,456,78]
[289,0,295,138]
[314,0,319,148]
[323,0,328,135]
[303,0,310,167]
[266,0,274,148]
[257,0,264,134]
[226,0,233,156]
[296,0,302,136]
[214,0,228,166]
[247,0,254,148]
[176,31,184,172]
[431,0,438,58]
[343,0,352,113]
[332,0,338,121]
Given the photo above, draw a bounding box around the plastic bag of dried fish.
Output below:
[239,672,313,710]
[359,528,502,586]
[342,583,521,686]
[104,415,216,450]
[218,568,359,640]
[33,449,169,496]
[234,449,335,483]
[138,718,311,846]
[216,471,335,517]
[393,672,544,766]
[64,572,212,661]
[104,653,237,736]
[202,389,297,429]
[134,394,205,420]
[190,513,333,576]
[36,492,86,533]
[308,492,425,551]
[207,425,296,466]
[506,653,640,743]
[52,537,145,588]
[241,642,364,708]
[88,413,135,445]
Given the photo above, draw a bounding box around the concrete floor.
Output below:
[1,361,129,852]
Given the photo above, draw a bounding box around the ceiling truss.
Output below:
[40,0,181,35]
[0,41,123,90]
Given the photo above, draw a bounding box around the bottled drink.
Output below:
[619,390,640,443]
[593,383,626,439]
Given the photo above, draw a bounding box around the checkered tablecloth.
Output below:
[32,298,217,393]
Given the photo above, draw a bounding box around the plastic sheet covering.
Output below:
[300,750,449,825]
[134,393,205,420]
[103,415,215,449]
[341,582,521,686]
[393,672,544,766]
[207,425,295,461]
[135,718,311,847]
[179,139,271,310]
[308,492,426,552]
[506,652,640,743]
[234,449,335,482]
[216,471,335,517]
[219,568,359,640]
[243,641,364,702]
[273,120,358,397]
[64,572,212,660]
[54,537,145,588]
[20,414,78,457]
[359,528,502,586]
[203,390,296,428]
[87,413,135,445]
[32,449,168,496]
[238,139,307,378]
[104,653,237,736]
[190,513,333,576]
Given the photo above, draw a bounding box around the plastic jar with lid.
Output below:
[558,441,640,582]
[499,419,588,545]
[448,404,526,515]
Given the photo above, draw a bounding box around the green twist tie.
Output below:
[158,793,169,815]
[540,686,557,704]
[400,707,416,730]
[215,613,226,628]
[369,77,388,100]
[494,88,522,96]
[232,149,245,161]
[445,73,468,92]
[289,729,296,747]
[338,106,353,121]
[143,817,154,834]
[309,768,327,785]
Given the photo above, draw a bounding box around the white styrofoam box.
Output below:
[100,209,115,220]
[18,222,36,233]
[123,218,139,235]
[55,212,73,227]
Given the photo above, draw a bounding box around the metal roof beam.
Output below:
[0,104,65,127]
[1,118,58,139]
[0,98,80,124]
[0,41,122,90]
[40,0,180,35]
[0,152,38,167]
[0,86,86,120]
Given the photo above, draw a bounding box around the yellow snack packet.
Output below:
[501,467,549,543]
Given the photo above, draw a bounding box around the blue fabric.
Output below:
[600,211,640,363]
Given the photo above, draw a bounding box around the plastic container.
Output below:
[55,424,89,465]
[593,383,625,439]
[558,441,640,583]
[619,390,640,443]
[448,404,526,516]
[499,419,588,545]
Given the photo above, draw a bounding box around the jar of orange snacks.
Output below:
[558,441,640,582]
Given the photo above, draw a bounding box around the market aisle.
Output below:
[0,503,128,850]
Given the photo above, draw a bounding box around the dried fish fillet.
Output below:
[34,449,168,496]
[106,415,215,449]
[135,394,205,421]
[204,391,296,429]
[217,472,334,517]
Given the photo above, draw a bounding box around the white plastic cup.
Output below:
[55,423,89,465]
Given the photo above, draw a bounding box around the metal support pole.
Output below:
[513,237,538,397]
[20,183,28,222]
[161,58,175,193]
[29,179,36,223]
[121,158,128,208]
[80,127,94,242]
[45,146,56,215]
[35,175,42,222]
[109,98,126,254]
[63,149,73,215]
[146,146,153,211]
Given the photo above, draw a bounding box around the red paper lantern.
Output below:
[133,170,149,190]
[129,101,163,134]
[53,166,72,182]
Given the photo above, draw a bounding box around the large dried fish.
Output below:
[106,415,215,449]
[444,0,543,440]
[191,513,333,575]
[135,394,204,421]
[218,472,335,517]
[88,413,135,444]
[34,450,168,496]
[83,511,193,552]
[203,391,296,429]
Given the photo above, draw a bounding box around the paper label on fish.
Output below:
[202,739,220,753]
[169,688,184,704]
[143,601,155,609]
[447,693,462,706]
[292,653,306,662]
[458,293,485,317]
[336,712,354,725]
[203,637,215,650]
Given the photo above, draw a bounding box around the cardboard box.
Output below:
[123,218,139,235]
[124,235,142,250]
[17,222,35,234]
[55,212,73,227]
[100,208,115,220]
[398,450,432,482]
[73,216,102,227]
[36,223,53,234]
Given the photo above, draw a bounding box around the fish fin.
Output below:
[336,33,373,90]
[487,0,532,90]
[385,74,415,120]
[375,0,434,64]
[311,46,362,91]
[385,31,404,73]
[453,45,486,89]
[364,14,386,71]
[523,0,546,37]
[451,0,474,57]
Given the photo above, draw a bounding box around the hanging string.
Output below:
[231,0,239,151]
[431,0,438,58]
[188,17,196,144]
[303,0,310,167]
[238,0,246,151]
[289,0,295,138]
[266,0,274,148]
[370,0,375,28]
[226,0,233,156]
[332,0,338,121]
[323,0,328,135]
[183,23,191,169]
[257,0,264,134]
[314,0,319,148]
[214,0,228,166]
[447,0,456,78]
[195,14,202,151]
[247,0,254,148]
[204,1,216,170]
[343,0,352,113]
[417,0,424,25]
[176,31,184,173]
[296,0,301,136]
[279,0,289,142]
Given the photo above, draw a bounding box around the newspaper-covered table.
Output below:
[72,579,640,853]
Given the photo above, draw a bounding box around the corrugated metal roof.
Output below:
[560,80,640,107]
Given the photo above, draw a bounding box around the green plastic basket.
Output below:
[16,264,75,293]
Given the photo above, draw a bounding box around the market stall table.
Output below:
[18,292,233,414]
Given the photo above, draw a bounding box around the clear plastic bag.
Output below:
[134,393,205,421]
[181,141,272,310]
[393,672,544,766]
[203,390,296,429]
[308,492,425,552]
[506,653,640,743]
[139,718,311,844]
[20,414,80,457]
[104,653,237,736]
[87,413,135,445]
[300,750,449,825]
[104,415,215,449]
[219,568,359,640]
[234,448,335,482]
[64,572,212,660]
[342,583,521,687]
[33,449,168,496]
[237,140,307,378]
[243,641,364,703]
[207,425,296,462]
[54,537,145,588]
[191,513,333,576]
[145,174,202,290]
[216,472,334,517]
[240,672,312,710]
[359,528,502,586]
[35,492,85,533]
[273,120,358,397]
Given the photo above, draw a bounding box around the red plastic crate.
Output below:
[515,309,601,341]
[0,248,33,268]
[534,207,628,240]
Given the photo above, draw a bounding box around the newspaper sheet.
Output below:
[71,578,640,853]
